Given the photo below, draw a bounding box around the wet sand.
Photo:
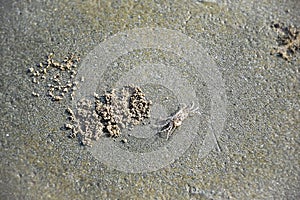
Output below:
[1,0,299,199]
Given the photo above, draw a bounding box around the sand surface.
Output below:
[1,0,299,199]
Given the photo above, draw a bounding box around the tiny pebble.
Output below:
[28,67,34,73]
[65,123,73,129]
[32,92,40,97]
[53,96,63,101]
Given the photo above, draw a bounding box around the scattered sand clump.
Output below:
[27,52,81,101]
[271,22,300,61]
[66,85,152,146]
[67,99,104,146]
[27,53,152,146]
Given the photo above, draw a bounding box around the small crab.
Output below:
[158,102,200,140]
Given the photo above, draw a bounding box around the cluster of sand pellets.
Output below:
[27,54,152,146]
[27,53,81,100]
[271,22,300,61]
[66,85,152,146]
[65,99,104,146]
